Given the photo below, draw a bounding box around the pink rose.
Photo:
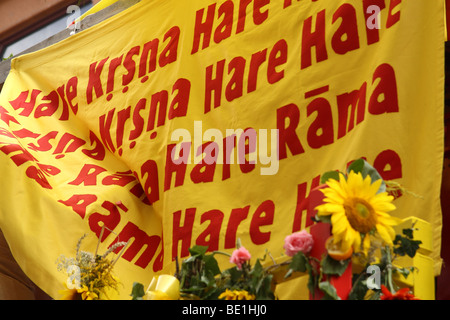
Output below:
[283,230,314,257]
[230,247,251,270]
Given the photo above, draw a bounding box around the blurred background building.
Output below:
[0,0,100,59]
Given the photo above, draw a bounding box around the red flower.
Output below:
[230,247,251,270]
[380,285,420,300]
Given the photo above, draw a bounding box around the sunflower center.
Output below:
[344,198,377,234]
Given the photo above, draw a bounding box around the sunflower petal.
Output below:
[376,224,394,245]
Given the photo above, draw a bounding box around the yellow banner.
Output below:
[0,0,445,299]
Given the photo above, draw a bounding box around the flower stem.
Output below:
[212,251,232,257]
[385,246,395,293]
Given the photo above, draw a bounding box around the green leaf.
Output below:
[402,227,415,239]
[348,278,369,300]
[130,282,145,300]
[204,254,221,276]
[347,159,386,193]
[321,254,350,276]
[189,245,208,257]
[395,267,411,279]
[315,214,331,224]
[225,266,243,282]
[393,235,422,258]
[318,281,341,300]
[320,171,341,184]
[347,158,365,174]
[250,259,263,278]
[287,252,308,273]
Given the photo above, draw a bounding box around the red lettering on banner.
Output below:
[0,106,19,125]
[172,200,276,260]
[53,133,86,159]
[65,76,79,115]
[106,55,124,99]
[139,39,158,78]
[103,170,136,187]
[337,83,367,139]
[277,103,305,160]
[301,1,403,69]
[307,97,334,149]
[165,143,188,191]
[12,128,39,139]
[86,26,180,104]
[301,9,327,70]
[99,108,116,153]
[191,0,270,54]
[386,0,401,28]
[27,131,57,152]
[225,206,250,248]
[58,194,97,219]
[129,98,146,141]
[190,142,218,184]
[374,149,402,181]
[249,200,274,245]
[98,78,191,155]
[34,91,59,118]
[292,175,321,232]
[277,63,399,159]
[116,106,131,156]
[122,46,140,87]
[368,63,399,114]
[172,208,196,258]
[9,89,41,117]
[110,222,162,270]
[86,57,109,105]
[204,39,287,113]
[283,0,318,9]
[7,77,79,120]
[59,197,162,270]
[26,165,53,189]
[138,159,160,204]
[196,209,224,251]
[88,201,124,242]
[69,164,107,186]
[0,143,37,166]
[363,0,385,45]
[332,4,360,55]
[81,130,106,161]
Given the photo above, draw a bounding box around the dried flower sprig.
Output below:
[57,226,128,300]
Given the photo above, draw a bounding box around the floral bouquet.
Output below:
[281,158,422,300]
[128,159,424,300]
[56,228,128,300]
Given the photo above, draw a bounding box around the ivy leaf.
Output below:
[321,254,350,276]
[130,282,145,300]
[286,252,308,277]
[224,266,243,282]
[204,254,221,276]
[319,281,341,300]
[320,171,341,184]
[402,227,415,239]
[188,245,208,257]
[393,235,422,258]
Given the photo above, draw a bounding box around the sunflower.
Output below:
[315,171,402,254]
